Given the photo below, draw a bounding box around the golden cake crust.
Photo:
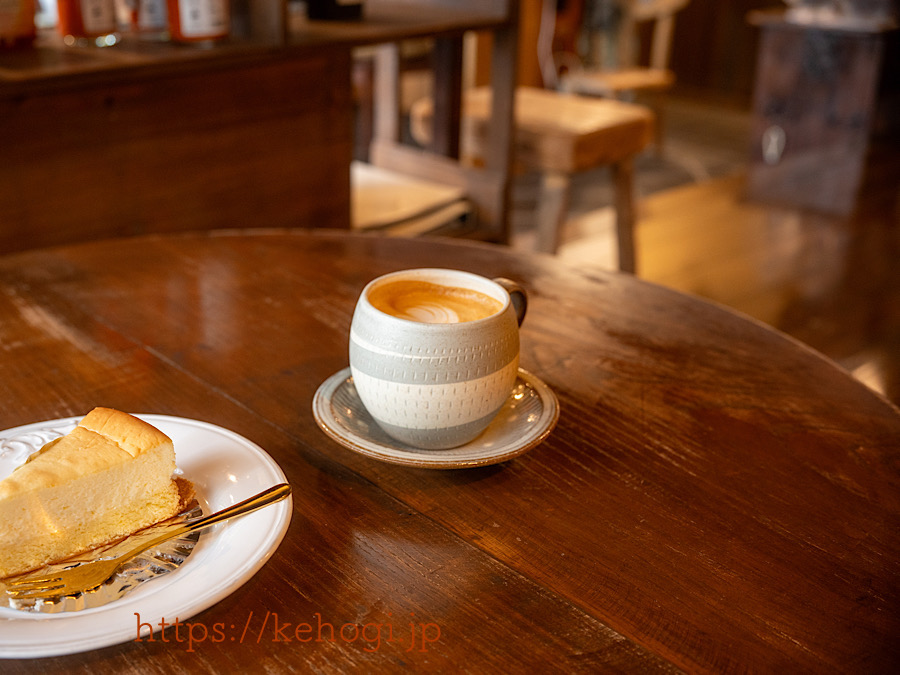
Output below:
[0,408,187,578]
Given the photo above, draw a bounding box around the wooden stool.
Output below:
[410,86,654,272]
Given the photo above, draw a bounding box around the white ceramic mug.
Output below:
[349,268,527,449]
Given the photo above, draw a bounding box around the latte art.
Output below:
[368,280,503,324]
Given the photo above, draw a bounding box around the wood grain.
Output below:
[0,234,671,673]
[0,53,353,255]
[1,231,897,671]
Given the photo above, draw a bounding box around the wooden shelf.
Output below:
[0,1,510,96]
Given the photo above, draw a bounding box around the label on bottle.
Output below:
[177,0,228,38]
[80,0,116,34]
[138,0,167,31]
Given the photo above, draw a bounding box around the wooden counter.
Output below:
[0,1,516,253]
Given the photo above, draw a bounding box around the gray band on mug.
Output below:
[350,338,518,384]
[373,407,505,449]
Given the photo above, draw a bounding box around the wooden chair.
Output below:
[557,0,689,153]
[407,0,656,272]
[364,2,520,245]
[410,86,653,271]
[350,160,472,236]
[407,0,654,272]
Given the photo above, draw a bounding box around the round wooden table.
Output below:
[1,231,898,672]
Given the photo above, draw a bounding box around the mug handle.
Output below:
[494,278,527,326]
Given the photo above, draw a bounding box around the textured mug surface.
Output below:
[349,269,525,449]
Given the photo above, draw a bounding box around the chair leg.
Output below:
[612,159,637,274]
[535,171,572,254]
[653,90,667,157]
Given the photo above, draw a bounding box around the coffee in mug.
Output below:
[349,268,527,449]
[367,279,503,324]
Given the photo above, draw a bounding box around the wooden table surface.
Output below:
[1,231,898,672]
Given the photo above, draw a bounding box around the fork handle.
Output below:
[130,483,292,558]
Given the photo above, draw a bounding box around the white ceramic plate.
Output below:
[313,367,559,469]
[0,414,292,659]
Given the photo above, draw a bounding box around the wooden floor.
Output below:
[507,98,900,406]
[637,167,900,406]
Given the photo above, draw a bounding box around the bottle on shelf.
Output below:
[57,0,120,46]
[166,0,230,43]
[131,0,169,40]
[0,0,36,48]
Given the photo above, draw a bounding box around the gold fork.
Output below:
[3,482,291,601]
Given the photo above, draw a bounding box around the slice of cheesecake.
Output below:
[0,408,187,579]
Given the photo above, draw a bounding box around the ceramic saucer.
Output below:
[312,367,559,469]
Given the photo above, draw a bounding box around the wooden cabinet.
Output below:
[745,11,897,215]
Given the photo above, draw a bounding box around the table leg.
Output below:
[613,158,637,273]
[535,171,572,254]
